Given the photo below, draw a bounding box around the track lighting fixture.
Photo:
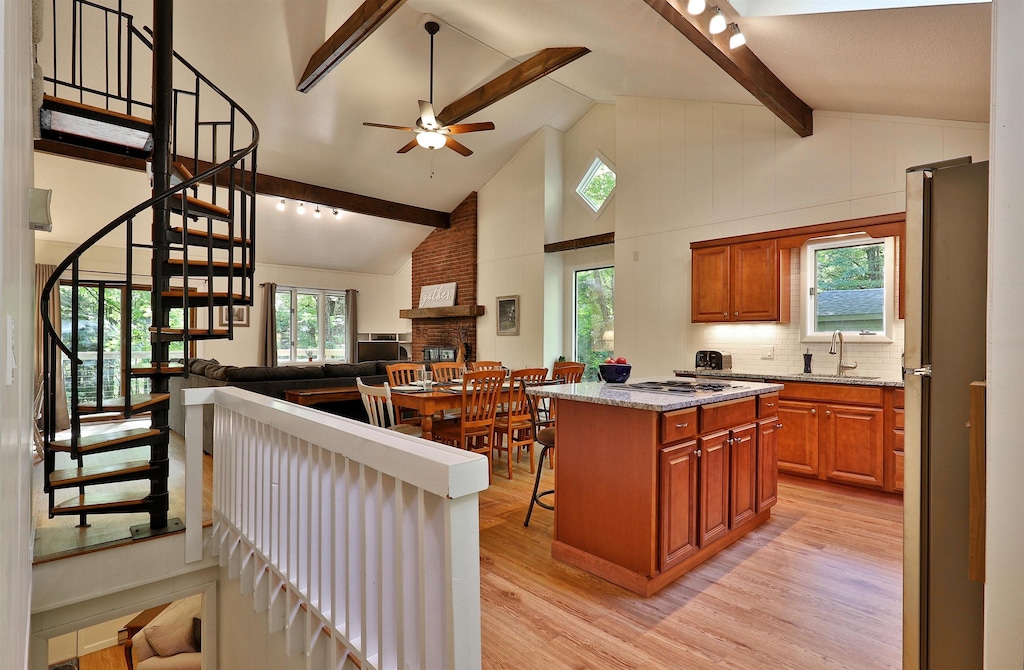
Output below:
[709,6,726,34]
[686,0,706,14]
[297,202,306,215]
[333,209,342,219]
[270,197,344,220]
[314,206,322,218]
[729,23,746,49]
[276,198,286,211]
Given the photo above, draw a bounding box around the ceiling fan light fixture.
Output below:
[297,202,306,215]
[686,0,706,14]
[276,198,286,211]
[416,131,446,150]
[709,7,727,34]
[729,23,746,49]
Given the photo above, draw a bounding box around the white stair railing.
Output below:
[182,386,489,670]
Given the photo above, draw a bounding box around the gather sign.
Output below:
[418,282,457,308]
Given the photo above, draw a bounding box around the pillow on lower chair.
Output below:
[144,594,202,657]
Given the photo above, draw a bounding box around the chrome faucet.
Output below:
[829,330,858,377]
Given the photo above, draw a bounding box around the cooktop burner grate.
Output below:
[625,380,737,394]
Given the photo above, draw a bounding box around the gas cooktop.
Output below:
[625,379,740,394]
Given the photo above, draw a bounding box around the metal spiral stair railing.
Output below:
[38,0,259,532]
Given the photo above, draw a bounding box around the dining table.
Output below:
[388,381,524,441]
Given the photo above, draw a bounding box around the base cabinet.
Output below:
[756,418,780,511]
[699,430,732,546]
[777,400,819,476]
[728,423,758,528]
[820,403,884,487]
[659,441,699,570]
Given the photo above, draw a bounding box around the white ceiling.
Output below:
[67,0,991,275]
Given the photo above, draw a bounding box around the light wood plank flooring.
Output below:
[77,644,126,670]
[479,457,903,670]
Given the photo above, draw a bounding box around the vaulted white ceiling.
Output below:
[50,0,991,275]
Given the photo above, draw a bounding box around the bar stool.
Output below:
[524,390,556,527]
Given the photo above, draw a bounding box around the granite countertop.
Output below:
[673,369,905,388]
[527,377,784,412]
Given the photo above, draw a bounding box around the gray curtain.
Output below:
[258,282,278,366]
[345,289,358,363]
[35,264,70,436]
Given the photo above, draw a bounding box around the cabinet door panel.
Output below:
[729,424,757,528]
[731,240,779,321]
[777,400,818,477]
[821,404,885,488]
[659,441,698,570]
[699,431,731,546]
[692,246,731,322]
[757,418,780,511]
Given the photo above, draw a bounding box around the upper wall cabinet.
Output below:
[691,240,790,323]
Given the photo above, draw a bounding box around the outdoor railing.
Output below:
[182,386,488,670]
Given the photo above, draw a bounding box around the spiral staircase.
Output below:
[38,0,258,536]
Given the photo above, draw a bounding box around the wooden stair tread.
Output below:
[168,258,252,270]
[150,327,230,337]
[51,426,162,451]
[52,491,150,513]
[131,363,185,375]
[42,94,152,128]
[50,460,154,487]
[161,289,250,301]
[169,225,249,245]
[171,193,231,218]
[172,161,194,180]
[77,393,170,413]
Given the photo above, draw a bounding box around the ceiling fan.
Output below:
[363,21,495,157]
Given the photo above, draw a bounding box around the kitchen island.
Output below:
[528,378,784,596]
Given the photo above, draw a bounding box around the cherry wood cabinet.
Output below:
[820,403,885,488]
[728,423,758,529]
[756,418,780,511]
[691,240,789,323]
[659,441,699,570]
[890,388,905,492]
[699,430,732,546]
[777,400,819,476]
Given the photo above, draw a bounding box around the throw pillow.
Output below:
[144,594,201,657]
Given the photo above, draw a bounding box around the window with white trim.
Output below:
[800,234,896,343]
[573,152,616,218]
[275,286,349,362]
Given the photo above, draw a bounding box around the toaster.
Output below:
[695,350,732,371]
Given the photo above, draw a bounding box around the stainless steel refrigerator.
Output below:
[905,158,988,669]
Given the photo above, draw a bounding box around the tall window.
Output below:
[275,286,349,362]
[574,267,614,381]
[801,234,895,341]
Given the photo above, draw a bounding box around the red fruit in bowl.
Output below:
[615,356,628,364]
[604,357,615,364]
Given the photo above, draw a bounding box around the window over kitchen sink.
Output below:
[801,233,896,343]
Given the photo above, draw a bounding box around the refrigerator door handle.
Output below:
[903,365,933,377]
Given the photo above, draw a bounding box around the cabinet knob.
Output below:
[811,408,816,415]
[723,312,728,317]
[776,423,783,429]
[695,449,702,457]
[734,311,739,316]
[825,410,832,416]
[676,422,688,428]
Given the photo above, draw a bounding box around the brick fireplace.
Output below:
[409,192,479,362]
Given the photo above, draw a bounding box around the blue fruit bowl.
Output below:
[599,363,632,383]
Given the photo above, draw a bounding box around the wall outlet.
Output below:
[760,345,774,360]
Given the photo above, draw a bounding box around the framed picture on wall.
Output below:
[496,295,519,336]
[218,305,250,328]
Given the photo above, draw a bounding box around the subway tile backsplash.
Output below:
[699,254,905,379]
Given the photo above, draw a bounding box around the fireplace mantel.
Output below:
[399,305,485,320]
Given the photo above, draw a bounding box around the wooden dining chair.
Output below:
[431,369,507,483]
[492,367,548,479]
[469,360,503,371]
[386,362,422,386]
[430,361,464,382]
[356,378,422,436]
[551,361,585,383]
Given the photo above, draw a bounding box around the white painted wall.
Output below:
[984,0,1024,666]
[562,103,616,240]
[0,0,38,666]
[613,97,988,377]
[476,127,559,369]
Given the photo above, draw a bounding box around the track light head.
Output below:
[709,7,726,34]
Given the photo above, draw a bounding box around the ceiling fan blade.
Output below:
[444,122,496,135]
[397,138,420,154]
[418,100,438,129]
[436,46,590,126]
[444,136,473,157]
[363,122,418,132]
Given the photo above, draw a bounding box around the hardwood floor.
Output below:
[77,644,127,670]
[478,459,903,670]
[32,422,213,563]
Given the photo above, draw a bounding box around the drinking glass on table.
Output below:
[423,370,433,389]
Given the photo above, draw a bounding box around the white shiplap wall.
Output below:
[612,97,988,378]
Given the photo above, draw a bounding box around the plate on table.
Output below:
[392,384,428,392]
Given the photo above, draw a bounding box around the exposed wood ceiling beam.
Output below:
[437,46,591,126]
[34,139,451,228]
[297,0,407,93]
[544,232,614,253]
[642,0,813,137]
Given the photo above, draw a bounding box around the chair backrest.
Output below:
[357,377,397,429]
[552,361,585,383]
[507,367,549,419]
[459,369,507,437]
[386,362,422,386]
[470,360,503,371]
[430,362,464,383]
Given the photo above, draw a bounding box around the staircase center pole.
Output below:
[148,0,174,530]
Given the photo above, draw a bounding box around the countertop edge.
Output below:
[674,369,905,388]
[527,379,784,412]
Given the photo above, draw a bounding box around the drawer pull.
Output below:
[775,423,783,429]
[675,422,688,429]
[764,402,775,408]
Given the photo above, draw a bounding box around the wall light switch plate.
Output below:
[760,345,774,360]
